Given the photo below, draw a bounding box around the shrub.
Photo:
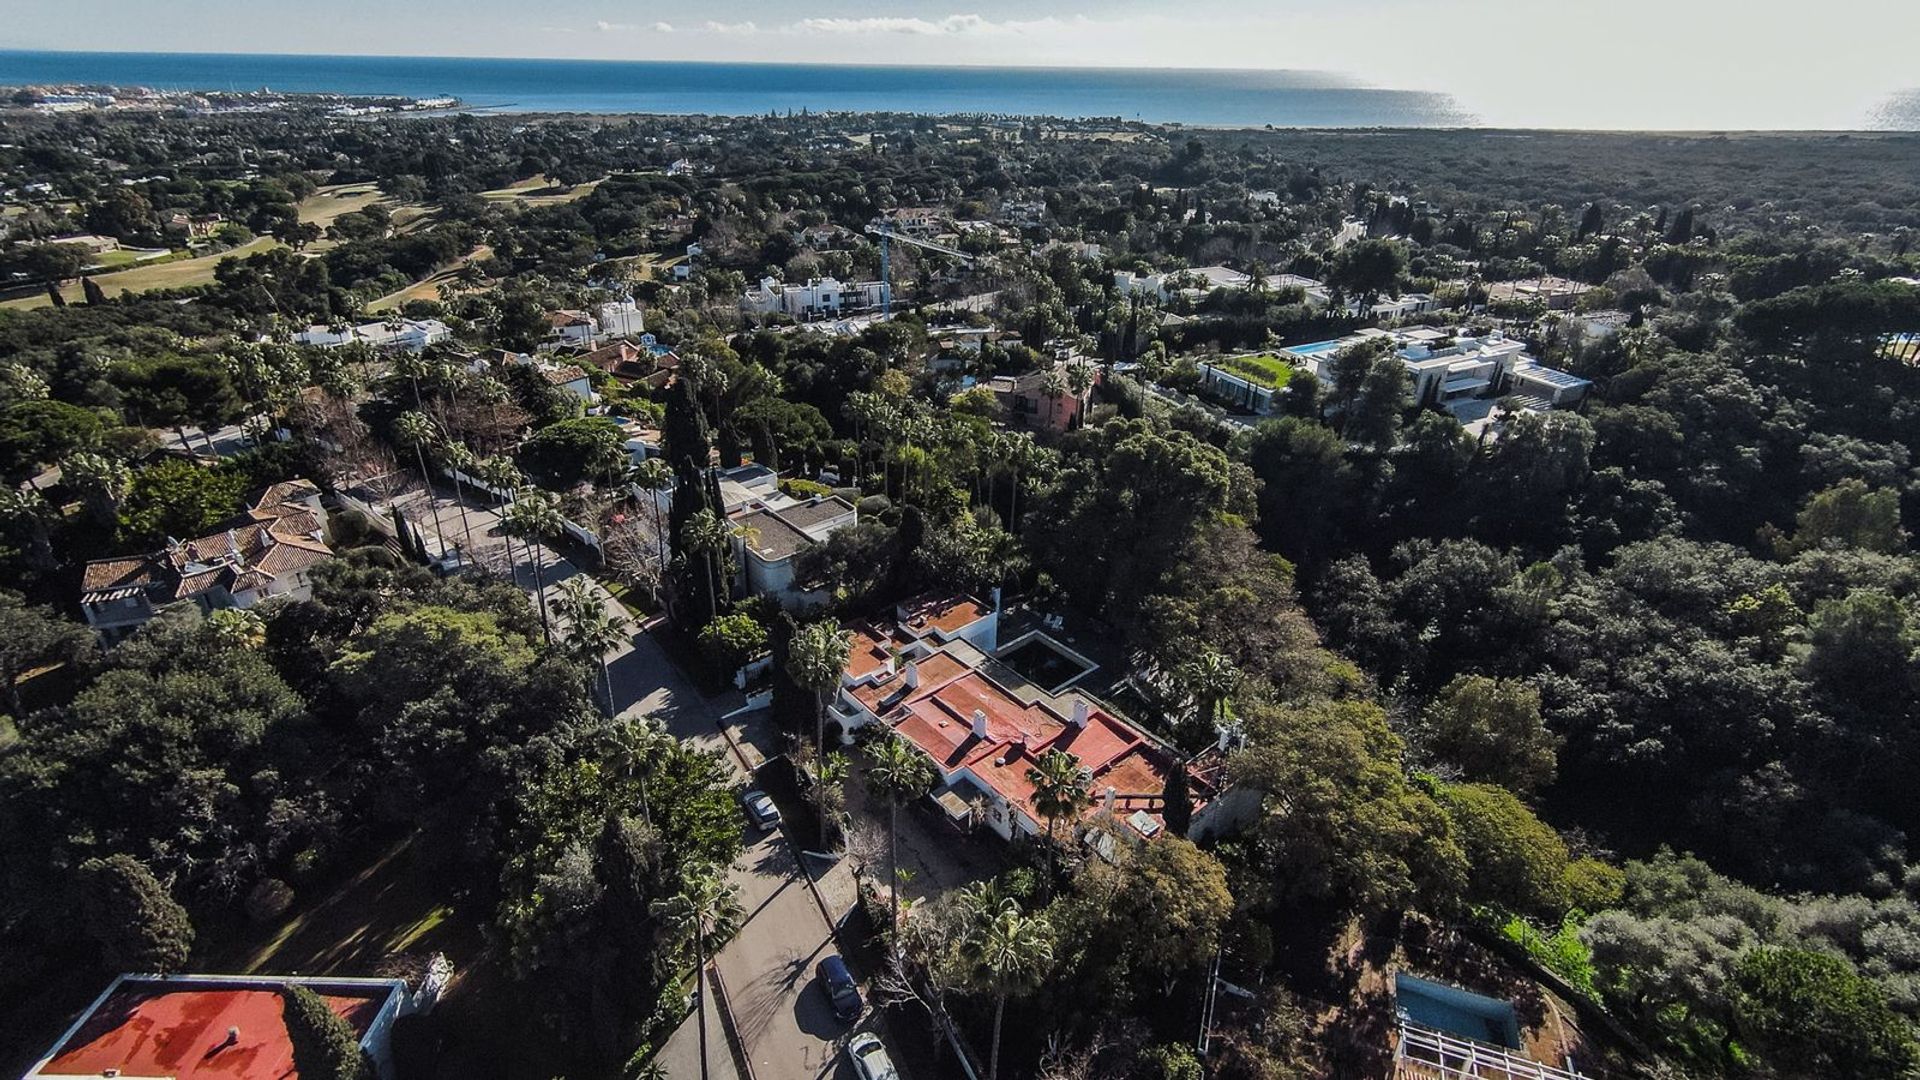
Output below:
[78,854,194,972]
[698,612,768,675]
[281,985,368,1080]
[1500,912,1598,999]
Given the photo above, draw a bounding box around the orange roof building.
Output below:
[79,479,335,643]
[832,593,1229,843]
[24,974,410,1080]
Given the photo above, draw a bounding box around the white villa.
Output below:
[1282,326,1592,434]
[742,276,891,319]
[295,318,451,353]
[718,464,859,609]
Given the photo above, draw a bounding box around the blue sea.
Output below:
[4,51,1918,130]
[0,50,1480,128]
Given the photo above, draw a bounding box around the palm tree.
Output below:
[1001,431,1037,526]
[678,508,733,625]
[501,488,565,644]
[437,439,482,561]
[206,607,265,649]
[392,410,446,557]
[1025,748,1093,885]
[1038,369,1068,430]
[1063,361,1095,427]
[865,735,936,962]
[0,490,55,573]
[474,455,525,584]
[786,620,851,770]
[604,717,669,825]
[628,458,673,569]
[652,872,742,1080]
[1182,649,1240,733]
[60,451,130,526]
[552,575,631,713]
[390,348,431,412]
[966,898,1055,1080]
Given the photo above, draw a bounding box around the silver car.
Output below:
[742,789,781,830]
[846,1032,898,1080]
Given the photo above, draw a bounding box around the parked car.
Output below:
[742,789,780,830]
[816,954,862,1022]
[846,1032,899,1080]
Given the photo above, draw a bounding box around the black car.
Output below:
[816,954,862,1022]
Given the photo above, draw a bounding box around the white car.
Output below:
[846,1032,899,1080]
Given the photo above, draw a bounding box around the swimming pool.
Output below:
[1284,339,1344,356]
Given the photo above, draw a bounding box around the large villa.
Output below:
[828,594,1249,846]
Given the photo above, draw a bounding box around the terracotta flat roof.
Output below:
[897,592,992,639]
[37,982,386,1080]
[850,652,970,715]
[844,624,905,681]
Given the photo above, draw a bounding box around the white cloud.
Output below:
[596,19,676,33]
[787,14,1056,36]
[703,20,759,34]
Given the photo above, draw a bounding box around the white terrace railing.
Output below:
[1395,1021,1589,1080]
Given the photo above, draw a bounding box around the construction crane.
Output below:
[863,223,976,319]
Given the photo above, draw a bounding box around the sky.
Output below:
[8,0,1920,128]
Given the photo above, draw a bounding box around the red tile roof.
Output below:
[38,983,383,1080]
[841,593,1215,839]
[80,478,333,607]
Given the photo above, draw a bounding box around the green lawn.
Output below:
[2,237,284,310]
[1216,353,1297,389]
[478,174,604,206]
[298,183,388,228]
[204,827,477,976]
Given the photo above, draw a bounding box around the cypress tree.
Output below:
[1162,766,1193,837]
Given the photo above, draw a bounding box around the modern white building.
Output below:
[1113,266,1336,309]
[742,276,891,319]
[1284,325,1591,422]
[295,318,451,353]
[596,298,646,338]
[718,464,858,608]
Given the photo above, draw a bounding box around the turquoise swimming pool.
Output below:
[1284,339,1343,356]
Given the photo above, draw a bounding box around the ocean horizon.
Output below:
[3,49,1919,131]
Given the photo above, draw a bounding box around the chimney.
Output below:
[1217,725,1232,752]
[904,661,920,689]
[1103,786,1118,814]
[971,709,988,740]
[1070,698,1089,728]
